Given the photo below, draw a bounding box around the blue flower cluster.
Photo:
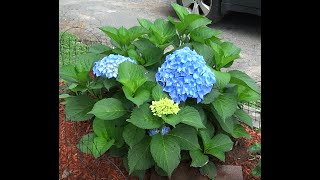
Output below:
[92,54,136,78]
[148,126,171,136]
[155,47,216,103]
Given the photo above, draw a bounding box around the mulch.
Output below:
[59,81,261,180]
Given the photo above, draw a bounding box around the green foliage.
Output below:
[59,3,260,178]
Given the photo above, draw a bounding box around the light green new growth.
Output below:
[150,97,180,117]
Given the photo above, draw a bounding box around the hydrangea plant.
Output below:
[59,3,260,179]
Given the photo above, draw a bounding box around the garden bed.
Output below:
[59,97,261,180]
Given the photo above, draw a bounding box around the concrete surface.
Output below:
[216,165,243,180]
[59,0,260,89]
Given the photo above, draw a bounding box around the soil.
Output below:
[59,82,261,180]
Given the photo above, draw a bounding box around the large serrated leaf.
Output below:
[150,134,181,176]
[201,88,221,104]
[99,26,121,47]
[212,110,235,134]
[167,124,201,150]
[59,65,79,83]
[212,70,231,89]
[128,103,163,129]
[65,95,95,121]
[163,106,205,129]
[192,42,214,66]
[118,61,148,93]
[199,161,217,180]
[152,84,169,100]
[142,47,163,66]
[123,86,150,107]
[212,93,237,121]
[171,2,189,21]
[93,118,108,139]
[190,26,220,43]
[128,137,154,174]
[123,123,145,148]
[204,134,233,161]
[237,85,261,102]
[231,124,251,139]
[138,18,153,30]
[128,26,149,41]
[88,98,127,120]
[77,133,96,154]
[92,137,115,159]
[190,150,209,167]
[229,70,260,93]
[234,109,253,128]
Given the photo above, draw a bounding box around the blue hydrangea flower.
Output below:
[155,47,216,103]
[148,128,160,136]
[92,54,136,78]
[161,126,170,135]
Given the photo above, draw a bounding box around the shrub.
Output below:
[59,3,260,179]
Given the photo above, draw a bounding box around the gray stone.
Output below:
[216,165,243,180]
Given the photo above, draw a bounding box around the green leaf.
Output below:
[59,65,78,83]
[127,49,141,62]
[204,134,233,161]
[229,70,260,93]
[92,137,115,158]
[234,109,253,128]
[138,18,153,30]
[194,105,207,125]
[185,14,212,32]
[75,53,104,72]
[118,61,148,93]
[212,93,238,121]
[252,160,261,177]
[99,26,120,43]
[150,134,181,176]
[231,124,251,139]
[77,133,96,154]
[142,47,163,66]
[128,103,163,129]
[93,118,108,138]
[87,80,103,90]
[213,70,231,89]
[128,137,154,174]
[209,41,223,68]
[68,83,87,93]
[167,124,201,150]
[133,38,156,51]
[190,26,220,43]
[123,86,150,107]
[150,19,176,44]
[189,150,209,167]
[199,161,217,180]
[88,44,112,54]
[65,95,95,121]
[237,85,261,102]
[164,106,205,129]
[103,118,127,148]
[118,26,130,45]
[128,26,149,41]
[192,42,214,66]
[171,2,189,21]
[201,88,221,104]
[152,84,169,100]
[123,123,145,148]
[213,110,235,134]
[221,42,241,58]
[249,142,261,154]
[199,121,215,144]
[88,98,127,120]
[101,77,117,90]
